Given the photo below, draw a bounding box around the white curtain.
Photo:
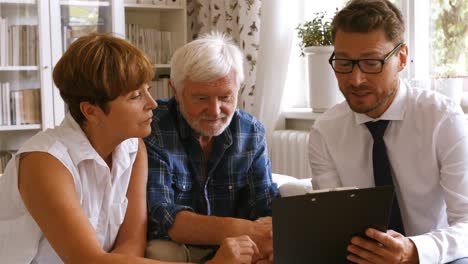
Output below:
[253,0,302,143]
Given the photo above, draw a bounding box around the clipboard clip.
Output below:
[308,186,359,202]
[307,186,358,194]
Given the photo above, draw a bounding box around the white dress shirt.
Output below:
[0,113,138,264]
[309,80,468,263]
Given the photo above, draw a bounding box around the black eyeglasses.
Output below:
[328,42,404,74]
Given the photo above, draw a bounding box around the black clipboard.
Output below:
[272,185,394,264]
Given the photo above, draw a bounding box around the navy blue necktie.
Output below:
[365,120,405,235]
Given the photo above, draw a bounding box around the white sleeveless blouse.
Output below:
[0,113,138,263]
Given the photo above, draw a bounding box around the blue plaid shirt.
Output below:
[144,97,279,240]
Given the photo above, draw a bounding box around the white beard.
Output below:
[178,100,234,137]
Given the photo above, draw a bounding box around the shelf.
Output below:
[66,23,105,27]
[0,0,35,4]
[0,66,39,71]
[60,0,110,7]
[154,64,170,68]
[0,124,41,131]
[124,4,184,11]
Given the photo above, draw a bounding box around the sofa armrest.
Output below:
[272,173,313,197]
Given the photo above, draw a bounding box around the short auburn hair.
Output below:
[331,0,405,44]
[53,32,154,125]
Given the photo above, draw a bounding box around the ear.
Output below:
[398,44,409,72]
[79,101,102,124]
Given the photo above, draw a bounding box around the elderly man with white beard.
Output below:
[144,32,279,264]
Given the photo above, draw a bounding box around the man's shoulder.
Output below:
[232,109,266,134]
[145,98,179,148]
[406,87,463,117]
[150,97,179,130]
[153,97,176,119]
[314,101,353,129]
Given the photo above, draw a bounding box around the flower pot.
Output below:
[304,46,343,113]
[433,77,464,105]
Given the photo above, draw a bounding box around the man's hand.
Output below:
[250,217,273,264]
[208,236,259,264]
[347,228,419,264]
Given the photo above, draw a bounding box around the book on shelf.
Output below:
[150,75,173,100]
[14,88,41,125]
[1,82,11,125]
[11,89,22,126]
[125,24,173,64]
[0,17,8,66]
[4,23,38,66]
[0,150,14,175]
[0,17,39,67]
[155,30,162,63]
[0,84,41,126]
[161,31,172,64]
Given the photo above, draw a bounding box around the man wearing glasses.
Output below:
[309,0,468,263]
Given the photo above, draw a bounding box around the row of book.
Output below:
[150,75,173,99]
[0,17,38,66]
[125,0,183,6]
[0,151,13,175]
[0,83,41,126]
[126,24,173,64]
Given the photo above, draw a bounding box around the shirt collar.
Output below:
[59,113,137,167]
[59,113,101,165]
[354,79,408,125]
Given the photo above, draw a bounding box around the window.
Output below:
[283,1,347,108]
[284,0,468,110]
[429,0,467,94]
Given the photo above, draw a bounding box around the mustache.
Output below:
[200,112,228,120]
[348,85,371,92]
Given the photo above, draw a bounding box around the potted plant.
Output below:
[432,66,465,105]
[296,11,343,113]
[431,0,467,104]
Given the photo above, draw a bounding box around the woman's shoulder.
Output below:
[18,128,63,154]
[16,126,79,173]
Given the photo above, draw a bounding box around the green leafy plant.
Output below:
[296,11,333,56]
[432,0,468,77]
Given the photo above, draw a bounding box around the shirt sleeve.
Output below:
[145,139,193,240]
[409,112,468,263]
[247,130,280,218]
[308,127,342,189]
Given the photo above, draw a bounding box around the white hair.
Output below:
[170,31,245,94]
